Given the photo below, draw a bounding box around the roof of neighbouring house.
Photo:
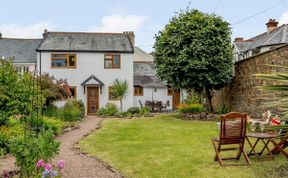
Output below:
[37,32,134,53]
[0,38,42,63]
[133,62,166,87]
[134,46,154,62]
[234,24,288,52]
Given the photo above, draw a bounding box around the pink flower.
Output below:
[45,163,52,171]
[36,159,45,168]
[58,160,65,170]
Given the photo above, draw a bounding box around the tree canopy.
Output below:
[154,9,233,112]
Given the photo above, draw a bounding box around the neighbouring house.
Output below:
[233,19,288,63]
[0,33,41,72]
[213,19,288,116]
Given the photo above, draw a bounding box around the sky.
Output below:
[0,0,288,52]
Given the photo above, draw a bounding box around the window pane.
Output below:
[69,87,76,99]
[105,55,113,59]
[52,54,66,58]
[68,55,76,67]
[113,55,120,68]
[52,59,67,67]
[105,59,112,68]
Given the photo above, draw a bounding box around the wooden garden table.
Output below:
[246,132,279,160]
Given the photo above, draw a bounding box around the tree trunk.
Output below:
[120,99,123,112]
[206,88,214,113]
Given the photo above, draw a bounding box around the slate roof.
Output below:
[0,38,42,63]
[133,62,166,87]
[37,32,134,53]
[134,46,154,62]
[235,24,288,52]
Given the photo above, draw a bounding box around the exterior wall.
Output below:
[14,63,35,72]
[230,45,288,117]
[37,52,134,111]
[133,87,187,110]
[133,87,172,110]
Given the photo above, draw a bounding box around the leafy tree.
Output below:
[40,73,67,107]
[110,79,129,111]
[0,59,44,125]
[154,9,233,112]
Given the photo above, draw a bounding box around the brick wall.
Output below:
[229,45,288,117]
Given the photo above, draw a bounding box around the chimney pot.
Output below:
[43,29,48,38]
[123,31,135,46]
[266,19,278,33]
[234,37,244,42]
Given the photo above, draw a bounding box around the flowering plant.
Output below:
[36,159,65,178]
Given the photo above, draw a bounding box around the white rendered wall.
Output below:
[14,63,36,72]
[37,52,134,112]
[133,87,187,110]
[133,87,172,109]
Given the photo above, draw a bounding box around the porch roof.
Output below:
[81,75,105,86]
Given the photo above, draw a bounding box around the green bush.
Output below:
[96,103,119,116]
[127,107,140,114]
[43,117,69,135]
[43,104,60,117]
[216,105,230,115]
[177,103,205,114]
[9,130,60,177]
[60,100,85,122]
[140,106,152,115]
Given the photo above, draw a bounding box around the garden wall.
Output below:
[213,44,288,117]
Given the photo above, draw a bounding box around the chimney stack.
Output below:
[123,31,135,46]
[43,29,48,38]
[234,37,244,42]
[266,19,278,33]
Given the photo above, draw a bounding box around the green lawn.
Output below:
[78,114,287,178]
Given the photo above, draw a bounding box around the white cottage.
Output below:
[36,31,135,114]
[0,30,187,114]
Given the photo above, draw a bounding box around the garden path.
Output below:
[0,116,122,178]
[52,115,122,178]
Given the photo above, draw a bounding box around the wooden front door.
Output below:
[172,90,180,109]
[87,87,99,114]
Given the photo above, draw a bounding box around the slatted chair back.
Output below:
[219,112,248,145]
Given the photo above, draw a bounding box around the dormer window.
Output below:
[51,54,76,68]
[104,54,121,69]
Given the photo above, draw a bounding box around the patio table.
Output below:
[246,132,279,160]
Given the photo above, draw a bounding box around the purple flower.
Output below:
[58,160,65,170]
[36,159,45,168]
[44,163,52,171]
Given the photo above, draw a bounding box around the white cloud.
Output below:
[88,14,148,32]
[0,22,55,38]
[279,12,288,25]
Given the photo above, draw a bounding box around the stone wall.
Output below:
[229,45,288,117]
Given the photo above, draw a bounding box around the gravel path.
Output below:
[0,116,122,178]
[52,116,122,178]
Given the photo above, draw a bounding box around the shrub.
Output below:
[9,130,60,177]
[177,103,205,114]
[140,106,152,115]
[60,100,85,122]
[127,107,140,114]
[42,117,69,135]
[43,104,60,117]
[216,105,230,115]
[96,103,119,116]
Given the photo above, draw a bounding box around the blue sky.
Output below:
[0,0,288,52]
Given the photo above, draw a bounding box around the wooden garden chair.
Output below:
[211,112,251,166]
[270,123,288,159]
[270,134,288,159]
